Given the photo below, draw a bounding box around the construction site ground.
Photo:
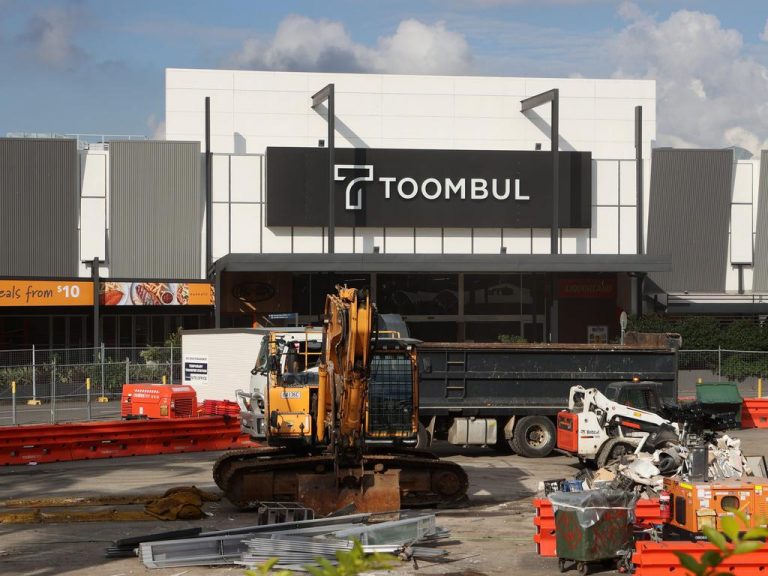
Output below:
[1,429,766,576]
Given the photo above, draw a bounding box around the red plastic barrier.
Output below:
[0,416,256,466]
[203,399,240,416]
[633,540,768,576]
[742,398,768,429]
[533,497,662,557]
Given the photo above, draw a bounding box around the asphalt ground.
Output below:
[1,430,767,576]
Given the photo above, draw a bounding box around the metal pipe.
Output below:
[92,256,100,358]
[551,92,559,255]
[205,97,213,273]
[635,106,644,317]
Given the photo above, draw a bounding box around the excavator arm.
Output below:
[316,286,374,447]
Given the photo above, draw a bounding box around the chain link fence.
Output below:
[2,346,767,426]
[0,346,181,426]
[677,349,768,398]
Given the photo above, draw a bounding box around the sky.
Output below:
[1,0,768,155]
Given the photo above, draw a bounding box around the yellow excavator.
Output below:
[213,286,468,515]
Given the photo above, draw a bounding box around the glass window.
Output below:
[102,316,117,347]
[134,316,149,348]
[465,274,522,315]
[69,316,85,348]
[27,317,50,349]
[465,321,522,343]
[51,317,66,349]
[151,316,166,346]
[119,316,132,347]
[377,274,458,316]
[407,322,457,342]
[521,274,547,315]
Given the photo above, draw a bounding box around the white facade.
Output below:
[70,69,764,298]
[164,69,657,261]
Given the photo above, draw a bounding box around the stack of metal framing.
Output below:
[138,513,448,570]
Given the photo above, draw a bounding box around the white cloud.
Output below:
[18,3,87,69]
[761,19,768,42]
[608,3,768,156]
[228,15,471,75]
[146,114,165,140]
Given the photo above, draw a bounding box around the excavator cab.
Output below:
[366,341,419,446]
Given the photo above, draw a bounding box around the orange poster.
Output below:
[0,280,94,306]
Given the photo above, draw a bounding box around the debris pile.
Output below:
[545,431,762,499]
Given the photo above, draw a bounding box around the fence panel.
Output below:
[0,346,181,425]
[677,349,768,399]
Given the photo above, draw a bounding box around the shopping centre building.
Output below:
[1,69,766,349]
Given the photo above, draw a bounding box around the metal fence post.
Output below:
[170,344,174,385]
[86,377,92,420]
[125,357,130,385]
[718,346,722,379]
[100,342,106,401]
[11,380,16,426]
[32,344,36,401]
[51,357,57,424]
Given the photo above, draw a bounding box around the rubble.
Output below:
[544,430,764,500]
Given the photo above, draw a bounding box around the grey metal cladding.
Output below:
[110,141,202,278]
[754,151,768,291]
[0,138,78,276]
[646,149,733,292]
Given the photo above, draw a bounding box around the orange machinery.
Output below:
[662,476,768,540]
[121,383,198,419]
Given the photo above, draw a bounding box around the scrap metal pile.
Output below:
[566,431,762,498]
[110,503,451,571]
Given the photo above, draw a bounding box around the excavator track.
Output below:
[212,447,468,513]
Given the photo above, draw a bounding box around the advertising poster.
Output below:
[183,355,208,385]
[100,282,215,306]
[0,280,94,307]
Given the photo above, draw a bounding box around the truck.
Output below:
[239,332,680,459]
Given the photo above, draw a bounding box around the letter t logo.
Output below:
[334,165,374,210]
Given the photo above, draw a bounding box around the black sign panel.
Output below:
[266,147,591,228]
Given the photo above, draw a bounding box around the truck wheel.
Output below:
[415,423,431,450]
[596,438,634,468]
[512,416,556,458]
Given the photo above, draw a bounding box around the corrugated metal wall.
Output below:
[646,149,733,292]
[110,141,202,278]
[754,151,768,291]
[0,138,78,276]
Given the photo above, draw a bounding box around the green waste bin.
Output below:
[696,381,742,427]
[550,489,635,575]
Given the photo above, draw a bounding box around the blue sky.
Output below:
[1,0,767,153]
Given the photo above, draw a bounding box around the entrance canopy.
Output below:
[213,253,672,275]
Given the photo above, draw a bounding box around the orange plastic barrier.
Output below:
[741,398,768,429]
[0,416,255,466]
[633,540,768,576]
[533,497,662,557]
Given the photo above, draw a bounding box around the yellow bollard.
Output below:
[96,374,109,403]
[697,377,702,384]
[162,375,167,385]
[86,377,91,391]
[759,377,763,399]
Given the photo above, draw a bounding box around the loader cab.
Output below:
[604,381,664,414]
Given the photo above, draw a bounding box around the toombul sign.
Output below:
[266,147,592,228]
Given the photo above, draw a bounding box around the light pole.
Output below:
[311,84,336,254]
